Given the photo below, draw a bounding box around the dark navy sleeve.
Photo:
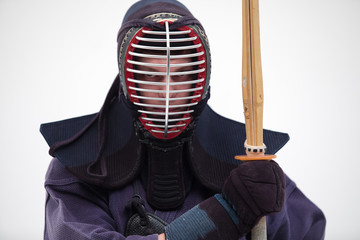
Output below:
[267,175,326,240]
[44,158,158,240]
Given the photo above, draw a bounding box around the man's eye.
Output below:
[145,74,156,78]
[172,74,190,81]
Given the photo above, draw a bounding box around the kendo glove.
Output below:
[164,160,285,240]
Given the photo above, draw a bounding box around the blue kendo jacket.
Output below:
[41,96,326,239]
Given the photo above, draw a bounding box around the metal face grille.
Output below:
[124,22,207,139]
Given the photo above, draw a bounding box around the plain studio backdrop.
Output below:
[1,0,359,239]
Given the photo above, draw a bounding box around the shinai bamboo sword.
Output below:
[235,0,276,239]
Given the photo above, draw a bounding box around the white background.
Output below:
[1,0,359,239]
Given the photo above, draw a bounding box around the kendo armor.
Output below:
[40,0,289,220]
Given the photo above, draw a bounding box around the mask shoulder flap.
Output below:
[40,99,141,189]
[191,105,290,192]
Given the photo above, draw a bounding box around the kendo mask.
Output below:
[117,0,211,210]
[118,2,211,141]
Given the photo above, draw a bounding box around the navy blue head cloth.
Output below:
[123,0,189,24]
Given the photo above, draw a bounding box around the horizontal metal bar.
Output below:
[133,102,198,108]
[169,60,205,67]
[127,59,205,67]
[127,68,205,76]
[135,36,197,42]
[169,52,204,59]
[170,78,204,85]
[129,51,204,59]
[141,117,191,122]
[138,109,194,115]
[131,94,201,101]
[127,68,167,76]
[131,43,202,51]
[127,78,204,86]
[151,129,181,133]
[145,123,186,128]
[169,68,205,75]
[129,86,203,93]
[142,29,191,35]
[127,60,167,67]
